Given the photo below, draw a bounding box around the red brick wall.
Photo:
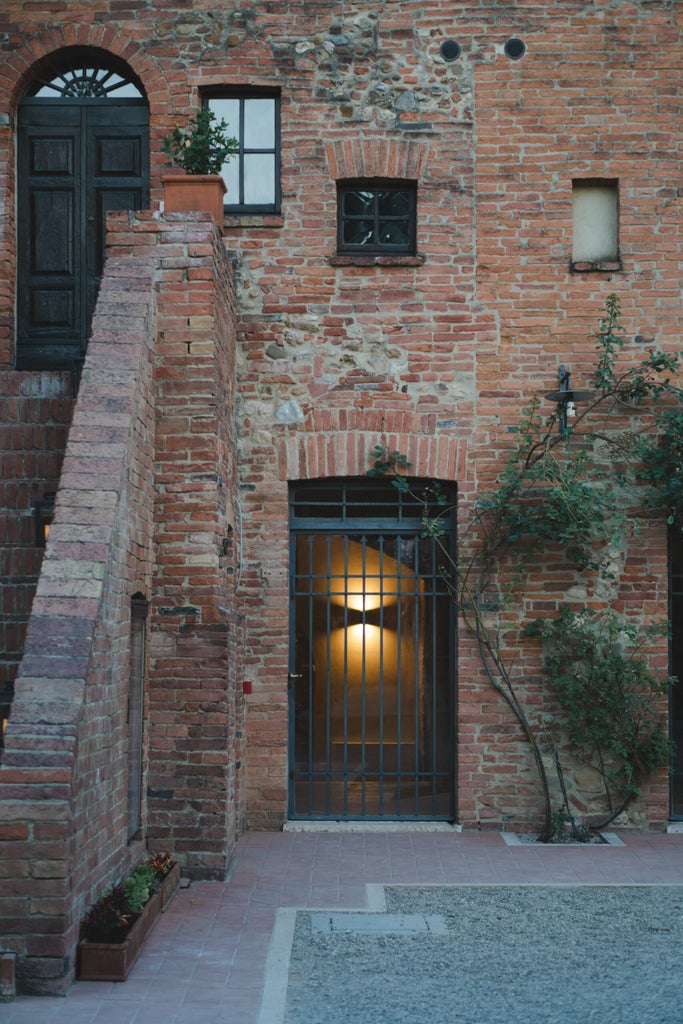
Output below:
[0,376,73,703]
[0,211,241,992]
[106,211,243,878]
[0,245,158,993]
[0,55,73,706]
[0,0,680,910]
[226,4,678,832]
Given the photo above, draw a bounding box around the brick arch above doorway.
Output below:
[275,416,468,484]
[2,28,169,110]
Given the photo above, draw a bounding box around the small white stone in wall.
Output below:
[274,399,304,424]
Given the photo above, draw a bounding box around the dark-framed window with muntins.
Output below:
[337,179,417,256]
[205,90,280,213]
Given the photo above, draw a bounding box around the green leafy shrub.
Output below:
[636,409,683,527]
[123,863,156,913]
[526,608,674,808]
[368,295,682,835]
[163,108,238,175]
[80,853,177,942]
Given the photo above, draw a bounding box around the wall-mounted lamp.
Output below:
[33,492,55,547]
[545,365,593,434]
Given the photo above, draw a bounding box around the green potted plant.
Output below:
[161,108,238,231]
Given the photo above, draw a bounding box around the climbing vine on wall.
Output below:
[525,609,674,822]
[370,295,682,839]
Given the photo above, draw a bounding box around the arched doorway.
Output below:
[16,51,149,370]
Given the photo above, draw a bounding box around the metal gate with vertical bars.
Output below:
[288,478,456,820]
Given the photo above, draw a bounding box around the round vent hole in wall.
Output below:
[504,37,526,60]
[440,40,462,62]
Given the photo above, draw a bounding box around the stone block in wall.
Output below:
[0,952,16,1001]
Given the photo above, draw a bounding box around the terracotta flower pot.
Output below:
[161,173,227,233]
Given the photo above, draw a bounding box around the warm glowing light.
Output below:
[345,622,382,651]
[343,584,382,613]
[308,536,419,612]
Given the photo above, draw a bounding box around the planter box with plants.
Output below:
[161,108,237,233]
[78,853,179,982]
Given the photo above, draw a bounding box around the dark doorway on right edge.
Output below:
[669,528,683,818]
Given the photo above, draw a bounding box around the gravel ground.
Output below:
[284,886,683,1024]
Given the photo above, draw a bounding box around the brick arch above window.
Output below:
[324,138,429,182]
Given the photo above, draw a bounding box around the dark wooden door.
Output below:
[670,529,683,818]
[17,100,149,370]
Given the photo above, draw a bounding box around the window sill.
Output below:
[570,260,622,273]
[329,253,425,267]
[223,213,283,228]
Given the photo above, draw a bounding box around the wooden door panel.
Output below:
[31,190,75,275]
[95,135,142,176]
[30,289,73,329]
[29,135,74,176]
[88,121,147,274]
[29,185,75,335]
[17,120,81,362]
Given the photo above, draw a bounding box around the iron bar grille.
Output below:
[289,478,456,820]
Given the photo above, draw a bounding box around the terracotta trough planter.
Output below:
[160,859,181,910]
[78,862,181,982]
[161,173,226,233]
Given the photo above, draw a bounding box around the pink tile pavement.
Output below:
[4,829,683,1024]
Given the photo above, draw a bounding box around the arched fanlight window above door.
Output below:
[25,53,145,99]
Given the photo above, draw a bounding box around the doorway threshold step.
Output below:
[283,821,462,832]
